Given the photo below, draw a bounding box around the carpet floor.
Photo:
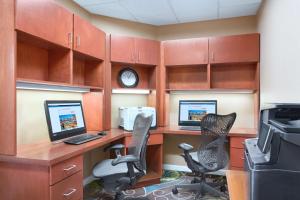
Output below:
[84,170,228,200]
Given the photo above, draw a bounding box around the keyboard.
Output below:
[179,126,202,131]
[64,134,102,145]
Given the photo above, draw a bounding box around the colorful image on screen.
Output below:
[188,110,207,121]
[59,113,78,130]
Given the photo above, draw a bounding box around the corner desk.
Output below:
[0,127,256,200]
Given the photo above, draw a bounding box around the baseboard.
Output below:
[84,175,96,186]
[163,164,227,176]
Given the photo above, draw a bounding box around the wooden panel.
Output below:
[166,65,208,90]
[125,134,163,146]
[111,64,156,89]
[230,148,245,168]
[135,38,160,65]
[0,0,16,155]
[16,0,73,48]
[226,170,249,200]
[50,156,83,185]
[209,33,259,63]
[211,63,257,89]
[17,41,49,81]
[73,15,105,59]
[230,166,245,171]
[83,92,103,131]
[164,38,208,66]
[110,35,135,64]
[103,35,111,130]
[0,162,49,200]
[50,171,83,200]
[230,137,247,149]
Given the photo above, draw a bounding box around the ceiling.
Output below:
[73,0,262,26]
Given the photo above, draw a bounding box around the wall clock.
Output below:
[118,68,139,88]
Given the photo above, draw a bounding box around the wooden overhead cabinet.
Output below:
[73,15,106,59]
[164,38,209,66]
[111,35,159,65]
[16,0,73,48]
[209,33,260,63]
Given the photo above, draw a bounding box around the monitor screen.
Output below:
[44,100,86,141]
[178,100,217,126]
[257,122,274,153]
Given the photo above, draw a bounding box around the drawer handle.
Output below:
[63,164,76,171]
[242,142,245,145]
[63,188,77,197]
[240,157,245,160]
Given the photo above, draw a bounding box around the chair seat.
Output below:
[190,150,218,170]
[93,159,140,178]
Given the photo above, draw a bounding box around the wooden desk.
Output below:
[226,170,249,200]
[0,127,255,200]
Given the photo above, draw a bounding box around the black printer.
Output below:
[245,104,300,200]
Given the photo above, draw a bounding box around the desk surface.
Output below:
[0,127,256,166]
[226,170,249,200]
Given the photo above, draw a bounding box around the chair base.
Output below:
[172,178,229,200]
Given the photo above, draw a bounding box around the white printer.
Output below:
[119,107,156,131]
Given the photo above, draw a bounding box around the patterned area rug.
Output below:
[84,170,228,200]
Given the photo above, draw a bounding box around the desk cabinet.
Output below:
[209,33,260,63]
[230,136,250,170]
[164,38,209,66]
[73,15,105,59]
[110,35,159,65]
[16,0,73,48]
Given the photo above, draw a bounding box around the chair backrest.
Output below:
[127,113,153,172]
[198,113,236,170]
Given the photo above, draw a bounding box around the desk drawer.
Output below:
[230,148,245,168]
[125,134,163,146]
[50,156,83,185]
[50,171,83,200]
[230,137,247,149]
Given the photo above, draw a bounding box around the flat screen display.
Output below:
[44,100,86,141]
[257,122,274,153]
[178,100,217,126]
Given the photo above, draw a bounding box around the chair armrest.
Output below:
[111,155,139,166]
[104,144,125,152]
[178,143,194,152]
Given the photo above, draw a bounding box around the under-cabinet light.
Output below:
[16,82,90,93]
[112,89,150,94]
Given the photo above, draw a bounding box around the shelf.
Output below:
[165,88,256,93]
[166,65,209,90]
[111,63,156,90]
[16,78,103,92]
[211,63,258,90]
[16,32,71,84]
[73,52,104,88]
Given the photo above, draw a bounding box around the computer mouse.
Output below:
[97,131,107,136]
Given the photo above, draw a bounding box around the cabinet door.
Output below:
[16,0,73,48]
[135,38,160,65]
[209,34,260,63]
[110,35,135,64]
[164,38,208,66]
[73,15,105,60]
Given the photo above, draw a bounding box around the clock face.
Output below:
[118,68,139,88]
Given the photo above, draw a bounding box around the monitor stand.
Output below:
[179,126,201,131]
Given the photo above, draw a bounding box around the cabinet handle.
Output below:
[240,157,245,160]
[63,164,76,171]
[138,52,140,61]
[76,36,80,47]
[63,188,77,197]
[242,142,245,145]
[68,32,72,46]
[212,52,215,61]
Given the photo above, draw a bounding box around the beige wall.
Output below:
[157,16,257,41]
[258,0,300,105]
[17,90,83,145]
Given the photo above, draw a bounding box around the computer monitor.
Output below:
[44,100,86,141]
[178,100,217,127]
[257,122,274,153]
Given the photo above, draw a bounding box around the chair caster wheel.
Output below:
[172,188,178,194]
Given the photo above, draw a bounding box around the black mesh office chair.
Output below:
[172,113,236,199]
[93,114,153,200]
